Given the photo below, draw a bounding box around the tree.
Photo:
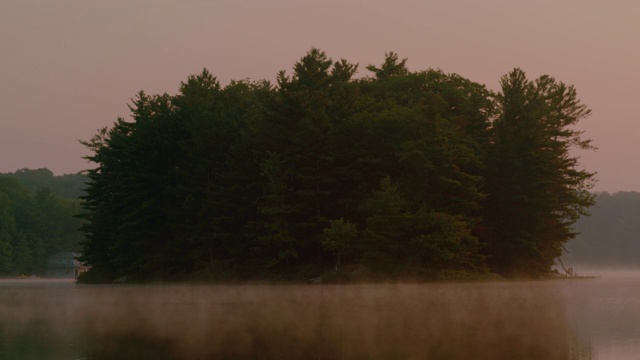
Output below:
[76,51,596,282]
[0,175,83,275]
[256,48,360,273]
[322,218,357,273]
[11,232,32,274]
[79,90,181,280]
[0,193,15,274]
[565,191,640,266]
[167,75,270,275]
[481,68,595,277]
[366,52,409,80]
[354,55,488,275]
[3,168,88,198]
[360,176,483,274]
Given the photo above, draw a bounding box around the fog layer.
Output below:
[0,279,593,360]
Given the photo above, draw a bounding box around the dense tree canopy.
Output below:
[0,173,84,275]
[78,49,595,282]
[4,168,88,198]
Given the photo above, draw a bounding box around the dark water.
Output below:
[0,275,636,360]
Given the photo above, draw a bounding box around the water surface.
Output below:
[0,275,636,359]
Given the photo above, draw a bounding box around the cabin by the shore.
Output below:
[46,252,89,278]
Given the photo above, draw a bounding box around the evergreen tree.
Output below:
[79,123,132,281]
[75,51,596,282]
[355,54,487,275]
[0,193,15,274]
[481,69,595,277]
[257,48,360,273]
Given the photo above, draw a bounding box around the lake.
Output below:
[0,273,637,360]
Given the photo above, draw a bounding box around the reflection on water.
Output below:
[0,276,636,359]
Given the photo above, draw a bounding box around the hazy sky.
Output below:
[1,0,637,192]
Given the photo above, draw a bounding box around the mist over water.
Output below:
[1,276,638,359]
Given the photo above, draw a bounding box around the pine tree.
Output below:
[481,68,595,277]
[257,48,360,272]
[355,55,488,275]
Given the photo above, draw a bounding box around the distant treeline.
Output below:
[0,170,86,275]
[78,49,595,283]
[3,168,88,199]
[565,191,640,268]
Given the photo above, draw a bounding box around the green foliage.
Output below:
[366,52,409,80]
[3,168,88,198]
[480,69,595,277]
[322,218,357,272]
[78,50,595,282]
[323,219,357,253]
[360,177,484,274]
[0,175,83,275]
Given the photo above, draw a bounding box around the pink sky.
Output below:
[1,1,637,192]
